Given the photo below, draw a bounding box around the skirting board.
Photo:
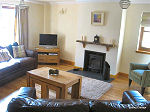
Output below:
[111,72,128,78]
[60,59,75,66]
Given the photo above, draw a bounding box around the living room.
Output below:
[0,0,150,112]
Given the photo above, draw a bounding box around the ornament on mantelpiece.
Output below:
[112,39,116,47]
[82,36,84,41]
[82,35,87,41]
[84,36,87,41]
[94,35,100,43]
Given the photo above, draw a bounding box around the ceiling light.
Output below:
[19,0,29,9]
[119,0,131,9]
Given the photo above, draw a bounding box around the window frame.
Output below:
[138,26,150,53]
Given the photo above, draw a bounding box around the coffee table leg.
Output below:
[61,86,68,99]
[56,88,61,99]
[41,84,49,99]
[27,74,34,87]
[71,78,82,99]
[28,78,35,87]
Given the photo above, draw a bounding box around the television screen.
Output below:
[39,34,57,46]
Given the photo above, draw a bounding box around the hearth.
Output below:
[83,50,110,80]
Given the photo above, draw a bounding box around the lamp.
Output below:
[19,0,29,9]
[119,0,131,9]
[59,8,67,14]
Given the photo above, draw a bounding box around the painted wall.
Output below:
[49,2,122,75]
[75,3,122,75]
[44,4,50,33]
[27,3,44,50]
[120,4,150,74]
[49,4,78,61]
[116,10,127,73]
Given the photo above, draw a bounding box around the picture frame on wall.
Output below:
[91,11,104,26]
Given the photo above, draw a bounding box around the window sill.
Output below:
[136,50,150,55]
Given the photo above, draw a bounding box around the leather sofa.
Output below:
[7,87,150,112]
[0,49,38,86]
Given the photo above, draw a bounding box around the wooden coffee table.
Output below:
[27,67,82,99]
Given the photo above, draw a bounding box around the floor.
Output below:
[0,63,150,112]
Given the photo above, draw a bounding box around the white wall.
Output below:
[28,3,44,50]
[49,4,78,61]
[116,9,127,73]
[120,4,150,74]
[75,3,122,75]
[44,4,50,33]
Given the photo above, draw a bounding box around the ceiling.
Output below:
[1,0,150,4]
[29,0,150,4]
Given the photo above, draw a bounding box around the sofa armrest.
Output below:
[141,70,150,86]
[130,63,148,71]
[17,87,36,99]
[25,49,37,58]
[122,91,147,104]
[7,87,36,112]
[26,49,38,68]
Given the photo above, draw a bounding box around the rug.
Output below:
[67,69,114,83]
[68,76,112,99]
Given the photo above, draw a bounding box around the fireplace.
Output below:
[83,50,110,80]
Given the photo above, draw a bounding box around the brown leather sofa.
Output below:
[0,49,38,86]
[7,87,150,112]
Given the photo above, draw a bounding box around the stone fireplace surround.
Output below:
[75,42,118,75]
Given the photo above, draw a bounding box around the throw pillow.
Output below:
[0,49,12,62]
[6,42,19,58]
[13,42,19,46]
[6,44,13,57]
[12,45,26,58]
[148,62,150,69]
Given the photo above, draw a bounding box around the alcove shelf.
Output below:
[76,40,115,51]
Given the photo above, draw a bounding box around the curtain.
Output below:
[15,5,29,49]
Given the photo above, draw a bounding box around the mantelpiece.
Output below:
[76,40,115,51]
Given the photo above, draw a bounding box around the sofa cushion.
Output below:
[6,44,14,57]
[8,98,90,112]
[0,59,20,78]
[131,70,145,80]
[18,87,36,99]
[6,42,19,58]
[14,57,35,67]
[12,45,26,58]
[0,49,12,62]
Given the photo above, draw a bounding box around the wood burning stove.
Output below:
[83,50,110,80]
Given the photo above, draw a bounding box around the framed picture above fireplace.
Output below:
[91,11,104,26]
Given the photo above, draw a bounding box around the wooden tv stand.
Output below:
[35,47,60,64]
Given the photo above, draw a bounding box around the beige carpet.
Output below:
[68,76,112,99]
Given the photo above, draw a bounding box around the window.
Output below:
[0,6,15,47]
[137,12,150,53]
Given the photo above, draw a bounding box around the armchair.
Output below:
[129,63,150,96]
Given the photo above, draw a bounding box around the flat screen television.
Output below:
[39,34,57,48]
